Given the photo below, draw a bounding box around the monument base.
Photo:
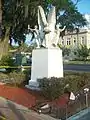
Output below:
[25,80,40,90]
[26,48,63,90]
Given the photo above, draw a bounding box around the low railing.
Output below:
[50,85,90,119]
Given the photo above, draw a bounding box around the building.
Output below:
[60,29,90,49]
[59,14,90,49]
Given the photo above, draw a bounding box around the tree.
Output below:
[77,45,90,61]
[3,0,87,45]
[0,0,87,60]
[55,0,86,30]
[62,47,71,57]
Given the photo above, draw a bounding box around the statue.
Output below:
[38,5,56,48]
[54,25,66,46]
[38,5,66,48]
[28,5,66,48]
[28,25,41,48]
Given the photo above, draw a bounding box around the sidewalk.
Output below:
[0,97,57,120]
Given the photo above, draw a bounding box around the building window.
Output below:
[67,41,68,45]
[73,37,76,45]
[67,38,71,45]
[69,41,71,45]
[82,37,85,44]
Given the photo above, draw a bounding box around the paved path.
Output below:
[0,97,57,120]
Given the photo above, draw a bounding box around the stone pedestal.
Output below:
[26,48,63,90]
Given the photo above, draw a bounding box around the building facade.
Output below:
[59,14,90,49]
[59,29,90,49]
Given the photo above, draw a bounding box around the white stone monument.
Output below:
[26,5,65,90]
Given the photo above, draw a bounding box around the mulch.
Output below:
[0,84,43,108]
[0,84,70,110]
[51,93,69,108]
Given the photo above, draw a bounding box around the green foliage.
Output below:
[0,71,26,87]
[0,55,14,66]
[1,0,87,46]
[38,77,65,100]
[49,0,87,30]
[9,71,26,87]
[23,68,31,84]
[38,72,90,100]
[77,45,90,61]
[64,72,89,92]
[17,43,33,53]
[0,73,9,83]
[62,47,71,56]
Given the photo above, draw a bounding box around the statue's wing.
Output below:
[38,6,47,30]
[38,6,48,41]
[47,6,56,28]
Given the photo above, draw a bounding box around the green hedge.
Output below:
[0,71,26,87]
[38,72,90,100]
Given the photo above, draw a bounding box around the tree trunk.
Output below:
[0,0,2,24]
[0,27,10,60]
[0,0,2,37]
[23,0,29,18]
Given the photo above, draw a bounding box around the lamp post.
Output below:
[84,88,89,108]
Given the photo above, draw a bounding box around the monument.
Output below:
[26,5,65,90]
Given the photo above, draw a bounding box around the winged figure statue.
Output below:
[38,5,56,48]
[29,5,66,48]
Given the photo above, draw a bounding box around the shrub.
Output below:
[0,54,15,72]
[0,70,30,87]
[38,72,90,100]
[0,73,9,83]
[23,68,31,85]
[64,72,89,92]
[9,71,26,87]
[38,77,64,100]
[0,55,14,66]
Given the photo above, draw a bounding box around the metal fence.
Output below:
[50,84,90,119]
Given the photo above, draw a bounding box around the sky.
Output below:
[76,0,90,14]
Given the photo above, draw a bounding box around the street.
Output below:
[64,64,90,72]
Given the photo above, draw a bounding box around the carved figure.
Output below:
[54,25,66,46]
[28,5,66,48]
[28,25,40,48]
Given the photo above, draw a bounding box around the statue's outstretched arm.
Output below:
[28,25,34,32]
[60,26,66,32]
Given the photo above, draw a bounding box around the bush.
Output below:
[0,54,15,73]
[23,68,31,85]
[0,55,15,66]
[0,70,30,87]
[38,77,64,100]
[64,72,89,92]
[9,71,26,87]
[0,73,9,83]
[38,72,90,100]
